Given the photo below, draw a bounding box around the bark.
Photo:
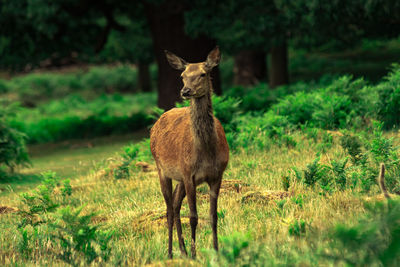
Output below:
[144,2,221,110]
[269,40,289,88]
[137,62,152,92]
[233,50,267,86]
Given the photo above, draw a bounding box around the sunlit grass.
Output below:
[1,131,389,266]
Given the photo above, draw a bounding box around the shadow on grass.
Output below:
[0,172,42,195]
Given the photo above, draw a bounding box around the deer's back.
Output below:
[150,107,229,182]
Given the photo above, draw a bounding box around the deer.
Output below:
[150,46,229,259]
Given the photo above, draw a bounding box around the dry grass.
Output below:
[0,133,385,266]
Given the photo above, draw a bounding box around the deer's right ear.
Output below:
[165,50,188,70]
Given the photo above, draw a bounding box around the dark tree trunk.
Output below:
[144,2,221,110]
[269,40,289,88]
[233,50,267,86]
[137,62,152,92]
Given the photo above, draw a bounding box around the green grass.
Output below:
[1,130,397,266]
[0,130,148,195]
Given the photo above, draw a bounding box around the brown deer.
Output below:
[150,46,229,259]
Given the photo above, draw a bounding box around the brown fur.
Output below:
[150,47,229,258]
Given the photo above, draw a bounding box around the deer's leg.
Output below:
[173,182,187,256]
[184,176,198,259]
[160,176,174,259]
[208,178,222,251]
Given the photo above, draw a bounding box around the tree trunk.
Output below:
[144,2,221,110]
[233,50,267,86]
[137,62,152,92]
[269,40,289,88]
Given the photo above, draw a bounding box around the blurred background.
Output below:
[1,2,400,265]
[0,0,400,180]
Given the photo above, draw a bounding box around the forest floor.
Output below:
[0,130,395,266]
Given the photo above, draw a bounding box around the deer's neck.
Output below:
[190,86,216,156]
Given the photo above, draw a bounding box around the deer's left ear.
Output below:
[205,46,221,70]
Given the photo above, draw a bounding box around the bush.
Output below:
[376,64,400,128]
[17,171,114,265]
[0,101,30,174]
[324,200,400,266]
[8,93,156,144]
[1,65,139,105]
[231,111,295,151]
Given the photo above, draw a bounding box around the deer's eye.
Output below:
[200,73,206,77]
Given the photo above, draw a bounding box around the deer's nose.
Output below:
[181,87,192,97]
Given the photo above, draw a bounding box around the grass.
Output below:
[0,130,148,195]
[0,130,394,266]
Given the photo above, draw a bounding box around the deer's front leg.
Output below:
[209,178,222,251]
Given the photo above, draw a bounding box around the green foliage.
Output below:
[18,171,68,227]
[271,89,353,129]
[8,93,155,144]
[282,174,290,191]
[50,206,114,266]
[231,111,294,151]
[217,232,252,265]
[325,200,400,266]
[340,133,365,165]
[376,64,400,127]
[303,157,322,187]
[288,219,307,237]
[330,158,348,190]
[112,139,152,179]
[0,101,30,173]
[16,170,114,265]
[2,65,140,105]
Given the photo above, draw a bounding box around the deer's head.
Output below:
[165,46,220,99]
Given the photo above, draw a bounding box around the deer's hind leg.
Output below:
[184,175,198,258]
[159,175,174,259]
[173,182,187,256]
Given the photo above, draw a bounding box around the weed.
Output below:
[288,219,306,237]
[324,200,400,266]
[340,132,365,165]
[50,206,113,266]
[291,194,304,208]
[330,158,348,190]
[282,174,290,191]
[303,157,322,187]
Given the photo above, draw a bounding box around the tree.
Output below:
[144,0,221,110]
[98,14,154,92]
[185,0,288,88]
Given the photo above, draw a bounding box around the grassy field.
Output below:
[0,130,148,195]
[0,129,395,266]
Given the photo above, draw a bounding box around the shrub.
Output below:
[340,132,365,165]
[288,219,307,237]
[50,206,114,266]
[111,139,152,179]
[271,89,353,129]
[231,111,294,151]
[8,93,156,144]
[330,158,348,190]
[0,101,30,174]
[376,64,400,128]
[1,65,140,105]
[324,200,400,266]
[16,171,114,264]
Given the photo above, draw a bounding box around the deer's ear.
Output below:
[165,50,188,70]
[205,46,221,70]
